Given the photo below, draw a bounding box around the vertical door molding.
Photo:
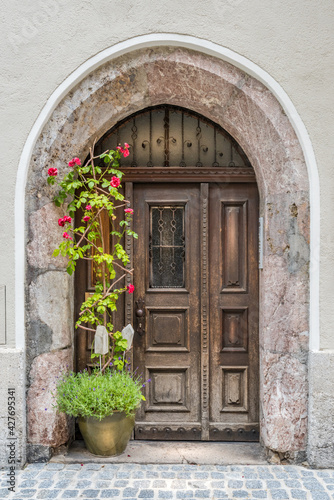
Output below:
[200,183,210,439]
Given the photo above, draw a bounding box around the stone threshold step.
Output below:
[51,440,267,465]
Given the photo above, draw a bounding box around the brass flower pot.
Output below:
[78,412,135,456]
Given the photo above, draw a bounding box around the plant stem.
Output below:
[90,143,108,374]
[79,270,133,317]
[77,325,96,332]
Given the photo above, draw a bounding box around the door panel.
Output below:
[209,183,259,440]
[221,201,247,292]
[133,184,202,440]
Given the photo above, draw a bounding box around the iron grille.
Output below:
[95,105,251,169]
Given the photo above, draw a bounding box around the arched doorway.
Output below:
[25,45,309,461]
[76,105,260,442]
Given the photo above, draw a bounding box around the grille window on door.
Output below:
[150,206,185,288]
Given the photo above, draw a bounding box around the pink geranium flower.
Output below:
[48,167,58,176]
[68,157,81,167]
[117,143,130,157]
[58,216,72,227]
[124,208,134,214]
[85,204,92,210]
[83,216,90,222]
[127,284,135,294]
[63,232,72,240]
[110,176,121,188]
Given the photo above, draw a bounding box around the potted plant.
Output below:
[52,368,145,456]
[48,142,146,456]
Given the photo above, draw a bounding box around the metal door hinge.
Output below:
[258,217,263,269]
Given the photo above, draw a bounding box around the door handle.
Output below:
[135,298,146,336]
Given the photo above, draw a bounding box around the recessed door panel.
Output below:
[221,202,248,292]
[221,366,248,412]
[146,367,190,412]
[221,308,248,353]
[146,308,189,352]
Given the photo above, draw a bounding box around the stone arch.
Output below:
[25,44,310,461]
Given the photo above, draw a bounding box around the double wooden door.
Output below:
[132,182,259,441]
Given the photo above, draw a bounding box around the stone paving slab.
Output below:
[1,464,334,500]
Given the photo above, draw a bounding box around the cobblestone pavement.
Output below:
[1,463,334,500]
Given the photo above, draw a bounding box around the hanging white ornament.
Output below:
[94,325,109,355]
[121,324,134,351]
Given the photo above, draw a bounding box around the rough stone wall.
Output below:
[260,195,309,457]
[26,204,75,459]
[25,47,309,459]
[26,349,73,462]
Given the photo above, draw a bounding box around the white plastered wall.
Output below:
[0,0,333,467]
[2,0,333,349]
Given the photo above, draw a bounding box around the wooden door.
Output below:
[133,183,202,440]
[132,182,259,441]
[75,105,260,441]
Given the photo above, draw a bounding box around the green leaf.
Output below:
[88,181,94,189]
[53,249,60,257]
